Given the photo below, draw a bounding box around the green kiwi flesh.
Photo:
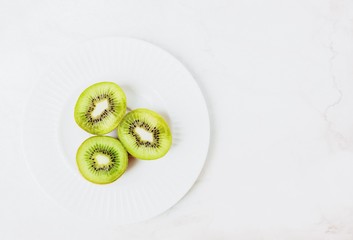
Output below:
[118,108,172,160]
[74,82,126,135]
[76,136,128,184]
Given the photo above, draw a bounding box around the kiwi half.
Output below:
[74,82,126,135]
[118,108,172,160]
[76,136,128,184]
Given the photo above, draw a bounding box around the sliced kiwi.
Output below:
[74,82,126,135]
[118,108,172,160]
[76,136,128,184]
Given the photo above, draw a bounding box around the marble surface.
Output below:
[1,0,353,239]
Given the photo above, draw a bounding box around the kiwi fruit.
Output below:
[76,136,128,184]
[117,108,172,160]
[74,82,126,135]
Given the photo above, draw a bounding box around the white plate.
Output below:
[23,37,210,224]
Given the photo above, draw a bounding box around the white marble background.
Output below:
[1,0,353,239]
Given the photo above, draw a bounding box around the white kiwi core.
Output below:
[95,154,110,165]
[92,99,109,118]
[135,127,153,142]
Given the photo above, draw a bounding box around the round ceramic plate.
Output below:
[23,37,209,224]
